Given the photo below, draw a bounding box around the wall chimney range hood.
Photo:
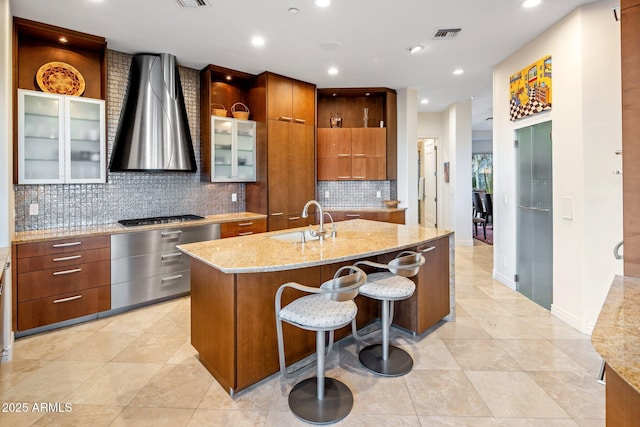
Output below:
[109,53,197,172]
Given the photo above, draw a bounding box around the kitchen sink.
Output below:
[269,229,321,243]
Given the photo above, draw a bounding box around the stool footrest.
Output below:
[359,343,414,377]
[288,377,353,424]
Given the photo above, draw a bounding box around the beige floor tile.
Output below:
[496,299,552,317]
[551,339,603,372]
[339,370,416,415]
[199,375,275,411]
[475,316,547,340]
[495,420,579,427]
[189,409,267,427]
[575,419,605,427]
[434,316,492,339]
[410,337,461,370]
[443,339,521,371]
[55,331,138,362]
[112,333,189,364]
[0,359,47,393]
[32,404,123,426]
[66,362,162,406]
[457,299,514,317]
[0,360,104,402]
[12,329,96,361]
[523,316,589,340]
[144,310,191,337]
[405,370,492,417]
[99,307,172,336]
[109,406,195,427]
[341,413,421,426]
[465,371,569,418]
[529,371,605,420]
[166,341,200,365]
[129,363,213,409]
[264,409,316,427]
[496,340,586,372]
[419,416,500,426]
[456,285,492,299]
[0,408,45,427]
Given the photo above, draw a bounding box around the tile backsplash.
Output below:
[317,181,397,208]
[14,50,244,231]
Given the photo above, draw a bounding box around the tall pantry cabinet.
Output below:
[247,73,316,231]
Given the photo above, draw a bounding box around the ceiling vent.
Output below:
[433,28,462,40]
[175,0,210,7]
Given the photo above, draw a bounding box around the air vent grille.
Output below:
[433,28,462,39]
[175,0,210,7]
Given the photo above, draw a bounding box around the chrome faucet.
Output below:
[301,200,335,242]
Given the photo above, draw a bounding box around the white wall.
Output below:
[493,0,622,334]
[397,88,419,225]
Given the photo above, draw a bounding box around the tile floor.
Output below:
[0,245,605,426]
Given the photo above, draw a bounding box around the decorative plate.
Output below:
[35,62,85,96]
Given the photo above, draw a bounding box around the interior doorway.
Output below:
[418,138,437,228]
[515,121,553,310]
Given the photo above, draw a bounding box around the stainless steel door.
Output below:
[516,121,553,309]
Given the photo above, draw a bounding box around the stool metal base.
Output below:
[288,377,353,425]
[359,344,413,377]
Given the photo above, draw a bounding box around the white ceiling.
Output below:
[10,0,597,132]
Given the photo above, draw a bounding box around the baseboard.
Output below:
[493,270,516,290]
[551,304,591,335]
[1,331,14,363]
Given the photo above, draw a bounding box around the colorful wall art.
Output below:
[509,55,552,121]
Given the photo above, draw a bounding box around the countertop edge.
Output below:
[12,212,268,244]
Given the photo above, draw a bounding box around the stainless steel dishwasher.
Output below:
[110,224,220,310]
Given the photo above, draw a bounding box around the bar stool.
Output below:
[275,265,367,425]
[351,251,426,377]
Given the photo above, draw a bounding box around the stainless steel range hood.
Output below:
[109,53,197,172]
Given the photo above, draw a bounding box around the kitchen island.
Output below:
[178,219,454,395]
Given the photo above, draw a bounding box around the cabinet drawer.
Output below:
[18,286,110,331]
[111,251,190,284]
[17,235,110,259]
[220,219,267,238]
[268,215,314,232]
[111,270,191,310]
[17,247,110,273]
[18,260,111,302]
[111,224,220,258]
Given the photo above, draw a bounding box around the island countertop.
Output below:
[592,275,640,394]
[177,219,452,273]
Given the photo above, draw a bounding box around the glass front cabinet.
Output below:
[211,116,256,182]
[18,89,106,184]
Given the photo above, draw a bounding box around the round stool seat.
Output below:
[280,294,357,330]
[359,272,416,301]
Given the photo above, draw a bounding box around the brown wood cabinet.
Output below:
[220,218,267,238]
[622,0,640,277]
[12,235,111,331]
[12,18,107,185]
[328,210,405,224]
[317,88,397,180]
[318,128,386,180]
[247,72,316,231]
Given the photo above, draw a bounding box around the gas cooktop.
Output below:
[118,214,204,228]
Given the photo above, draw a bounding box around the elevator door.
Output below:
[516,121,553,309]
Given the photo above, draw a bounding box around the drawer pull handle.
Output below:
[352,153,367,157]
[238,232,254,236]
[337,154,351,157]
[161,253,182,261]
[420,246,436,253]
[279,116,293,122]
[161,231,183,238]
[52,255,82,262]
[346,214,360,218]
[237,222,254,227]
[53,295,82,304]
[288,216,301,221]
[161,274,183,286]
[353,176,366,179]
[294,118,306,124]
[52,241,82,248]
[337,176,351,179]
[271,212,284,216]
[53,268,82,276]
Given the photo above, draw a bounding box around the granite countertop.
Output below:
[592,275,640,394]
[324,206,406,213]
[12,212,267,244]
[0,246,9,283]
[177,219,452,274]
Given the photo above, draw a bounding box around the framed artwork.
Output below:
[509,55,552,121]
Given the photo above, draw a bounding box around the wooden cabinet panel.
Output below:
[318,157,351,181]
[289,124,316,214]
[317,128,351,157]
[266,74,315,124]
[328,210,405,225]
[605,364,640,426]
[318,127,386,180]
[17,247,110,273]
[292,80,316,125]
[622,0,640,9]
[17,235,109,258]
[267,120,290,215]
[18,286,110,331]
[220,219,267,238]
[351,128,386,157]
[268,215,314,232]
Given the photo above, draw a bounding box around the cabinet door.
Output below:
[211,116,234,181]
[292,80,315,125]
[267,74,293,121]
[18,90,65,183]
[235,120,256,182]
[288,123,315,213]
[351,128,386,180]
[267,120,290,215]
[317,128,351,180]
[66,97,106,183]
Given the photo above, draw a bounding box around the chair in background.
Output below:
[483,193,493,225]
[275,265,367,424]
[351,250,427,377]
[472,192,487,239]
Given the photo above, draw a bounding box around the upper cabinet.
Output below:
[211,116,256,182]
[317,88,397,181]
[18,89,106,184]
[200,64,257,182]
[266,73,315,125]
[13,18,107,184]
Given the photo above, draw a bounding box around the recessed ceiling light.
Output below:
[226,75,232,81]
[314,0,331,7]
[406,45,424,54]
[288,7,299,14]
[328,67,338,76]
[420,99,429,105]
[59,36,68,43]
[453,68,464,75]
[521,0,542,8]
[251,36,265,47]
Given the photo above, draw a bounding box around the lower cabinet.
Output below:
[220,218,266,238]
[329,210,405,224]
[14,235,111,331]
